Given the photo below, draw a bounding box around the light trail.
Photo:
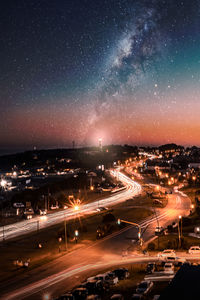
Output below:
[0,170,142,242]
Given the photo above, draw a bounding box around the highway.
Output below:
[0,170,141,242]
[0,171,191,300]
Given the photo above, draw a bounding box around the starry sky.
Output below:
[1,0,200,152]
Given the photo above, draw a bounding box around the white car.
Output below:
[158,249,176,258]
[188,246,200,255]
[94,273,110,283]
[110,295,124,300]
[105,271,119,285]
[136,281,154,295]
[155,226,165,235]
[164,262,174,274]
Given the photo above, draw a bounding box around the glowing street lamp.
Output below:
[156,185,160,191]
[75,229,79,243]
[0,179,7,188]
[74,205,80,211]
[43,293,50,300]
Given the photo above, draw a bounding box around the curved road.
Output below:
[0,172,191,300]
[0,170,141,242]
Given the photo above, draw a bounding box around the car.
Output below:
[188,246,200,254]
[155,226,165,236]
[136,281,153,295]
[112,268,129,280]
[104,271,119,285]
[146,263,156,274]
[81,280,105,295]
[165,190,172,194]
[172,222,178,228]
[38,209,47,215]
[153,199,163,207]
[110,294,124,300]
[86,296,101,300]
[94,274,110,285]
[50,204,59,210]
[158,249,176,258]
[96,207,108,212]
[72,287,88,299]
[153,296,160,300]
[131,294,144,299]
[164,262,174,274]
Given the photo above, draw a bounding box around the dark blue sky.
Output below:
[1,0,200,150]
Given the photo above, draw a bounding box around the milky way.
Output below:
[1,0,200,150]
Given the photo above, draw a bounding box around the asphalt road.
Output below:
[0,174,191,300]
[0,170,141,242]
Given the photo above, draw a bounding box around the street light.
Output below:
[0,179,7,189]
[74,205,80,211]
[118,219,142,249]
[156,185,160,192]
[75,229,79,243]
[37,215,47,233]
[178,215,182,248]
[179,215,182,237]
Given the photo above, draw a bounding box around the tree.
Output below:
[102,213,116,224]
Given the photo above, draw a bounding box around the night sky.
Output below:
[1,0,200,151]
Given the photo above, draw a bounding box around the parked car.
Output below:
[94,274,110,283]
[104,271,119,285]
[146,263,156,274]
[112,268,129,280]
[81,280,105,295]
[158,249,176,258]
[155,226,165,236]
[165,190,172,194]
[164,262,174,274]
[188,246,200,255]
[110,294,124,300]
[50,204,59,210]
[72,287,88,299]
[38,209,47,215]
[132,294,143,299]
[86,295,101,300]
[153,199,163,207]
[136,281,154,295]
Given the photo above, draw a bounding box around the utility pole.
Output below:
[153,207,160,250]
[64,219,67,251]
[2,224,5,241]
[37,219,39,233]
[178,219,181,248]
[47,188,50,211]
